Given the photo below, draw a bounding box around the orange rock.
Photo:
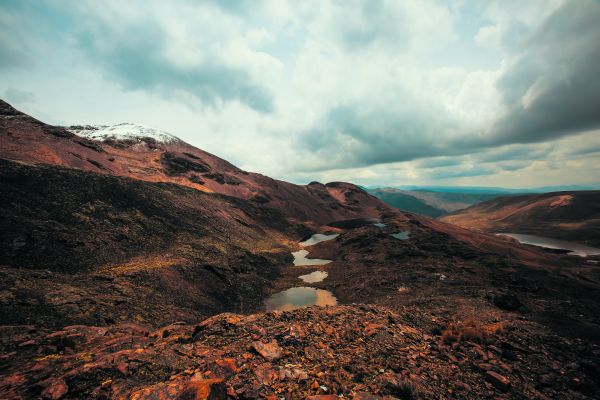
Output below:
[251,340,282,361]
[41,378,68,399]
[215,358,237,373]
[255,363,279,385]
[175,379,227,400]
[485,371,510,392]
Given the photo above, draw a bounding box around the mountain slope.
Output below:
[0,99,385,227]
[441,191,600,246]
[367,187,505,217]
[2,99,600,399]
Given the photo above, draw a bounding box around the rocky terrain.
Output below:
[440,191,600,246]
[1,99,599,399]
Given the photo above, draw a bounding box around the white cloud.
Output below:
[0,0,599,188]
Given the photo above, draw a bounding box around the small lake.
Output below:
[264,287,337,311]
[500,233,600,257]
[373,222,386,228]
[300,233,339,247]
[292,249,331,266]
[391,231,410,240]
[298,270,328,283]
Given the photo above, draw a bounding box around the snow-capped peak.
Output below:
[67,123,182,144]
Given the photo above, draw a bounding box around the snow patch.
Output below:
[68,123,181,144]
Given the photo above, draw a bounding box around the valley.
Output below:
[1,100,599,399]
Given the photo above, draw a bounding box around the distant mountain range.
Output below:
[366,184,600,218]
[366,187,506,217]
[365,184,600,194]
[441,191,600,247]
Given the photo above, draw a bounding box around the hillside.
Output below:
[1,99,600,399]
[367,187,502,217]
[441,191,600,247]
[0,99,385,228]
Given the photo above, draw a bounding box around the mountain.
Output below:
[441,191,600,247]
[366,188,447,217]
[1,99,600,399]
[0,99,385,228]
[367,187,503,217]
[377,184,600,193]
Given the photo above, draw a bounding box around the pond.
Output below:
[391,231,410,240]
[264,287,337,311]
[499,233,600,257]
[292,249,332,266]
[298,270,328,283]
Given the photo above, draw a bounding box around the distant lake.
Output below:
[264,287,337,311]
[500,233,600,257]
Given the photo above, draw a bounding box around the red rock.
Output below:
[305,396,338,400]
[175,379,227,400]
[364,323,384,336]
[251,340,282,361]
[41,378,68,399]
[485,371,510,392]
[254,363,279,385]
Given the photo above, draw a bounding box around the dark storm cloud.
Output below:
[77,22,273,113]
[300,1,600,172]
[488,0,600,145]
[301,100,463,170]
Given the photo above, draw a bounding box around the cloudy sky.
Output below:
[2,0,600,188]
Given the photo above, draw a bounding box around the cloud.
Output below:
[73,2,275,112]
[429,166,497,180]
[479,144,553,162]
[1,0,599,188]
[3,88,35,104]
[418,157,465,169]
[488,0,600,145]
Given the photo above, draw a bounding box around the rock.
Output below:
[305,396,338,400]
[485,371,510,392]
[175,379,227,400]
[254,363,279,385]
[41,378,68,399]
[490,293,522,311]
[251,340,282,361]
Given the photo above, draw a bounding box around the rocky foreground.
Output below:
[1,304,598,400]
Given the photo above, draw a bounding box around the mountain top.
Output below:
[68,123,182,144]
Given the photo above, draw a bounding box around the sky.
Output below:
[1,0,600,188]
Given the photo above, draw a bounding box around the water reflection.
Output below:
[299,270,328,283]
[292,249,331,266]
[264,287,337,311]
[500,233,600,257]
[391,231,410,240]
